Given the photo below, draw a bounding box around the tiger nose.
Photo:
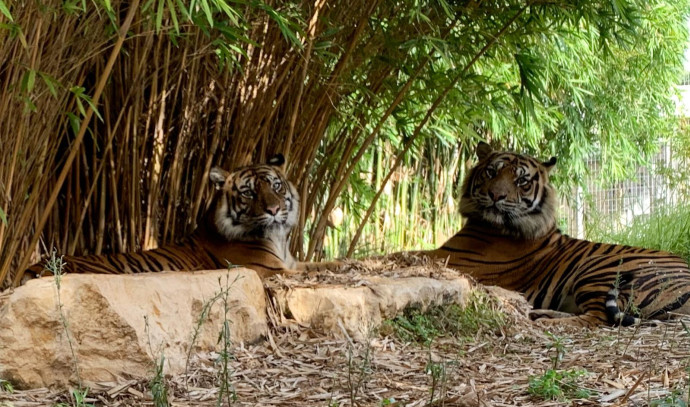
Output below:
[265,205,280,216]
[488,190,506,202]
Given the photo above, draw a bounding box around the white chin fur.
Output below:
[482,211,505,226]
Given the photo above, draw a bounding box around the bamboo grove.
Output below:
[0,0,687,287]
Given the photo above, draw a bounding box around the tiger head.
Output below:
[207,154,299,241]
[460,142,558,240]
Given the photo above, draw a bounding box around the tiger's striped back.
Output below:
[24,154,300,281]
[424,142,690,327]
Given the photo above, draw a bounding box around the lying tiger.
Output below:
[422,142,690,327]
[25,155,300,281]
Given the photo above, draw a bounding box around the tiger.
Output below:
[24,154,300,281]
[421,142,690,327]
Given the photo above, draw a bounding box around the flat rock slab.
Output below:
[271,275,473,340]
[0,269,267,389]
[0,268,475,389]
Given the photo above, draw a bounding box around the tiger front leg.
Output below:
[296,260,346,273]
[529,310,604,328]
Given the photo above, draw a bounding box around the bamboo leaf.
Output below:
[22,96,36,113]
[66,112,81,135]
[39,72,59,98]
[0,0,13,22]
[199,0,213,28]
[155,0,164,33]
[261,4,302,48]
[0,206,6,226]
[26,69,35,92]
[174,0,190,21]
[167,0,179,34]
[104,0,112,12]
[82,94,103,121]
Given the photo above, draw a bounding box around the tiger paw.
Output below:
[529,309,574,321]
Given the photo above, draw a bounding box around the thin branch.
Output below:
[346,2,534,257]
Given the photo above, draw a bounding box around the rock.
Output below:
[0,268,477,389]
[0,269,267,389]
[271,275,474,340]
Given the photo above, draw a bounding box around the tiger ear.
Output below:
[476,142,493,161]
[209,167,230,190]
[267,154,286,169]
[542,157,557,173]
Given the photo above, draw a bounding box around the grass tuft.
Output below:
[528,368,592,401]
[215,274,239,406]
[381,290,508,344]
[586,204,690,262]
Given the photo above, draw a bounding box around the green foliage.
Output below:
[138,0,302,70]
[586,204,690,262]
[379,397,396,406]
[650,390,689,407]
[2,0,688,286]
[545,331,567,370]
[530,330,592,401]
[313,0,690,258]
[150,353,169,407]
[528,368,592,401]
[0,0,13,21]
[426,356,451,405]
[54,388,95,407]
[215,274,238,406]
[344,338,374,407]
[383,307,441,344]
[144,315,169,407]
[382,291,508,344]
[0,379,13,393]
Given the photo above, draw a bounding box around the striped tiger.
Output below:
[25,155,300,281]
[423,142,690,327]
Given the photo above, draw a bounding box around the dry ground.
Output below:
[2,257,690,407]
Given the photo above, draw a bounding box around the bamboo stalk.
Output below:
[305,31,448,259]
[284,0,326,162]
[346,4,534,256]
[9,0,141,286]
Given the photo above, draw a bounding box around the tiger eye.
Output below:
[516,177,529,187]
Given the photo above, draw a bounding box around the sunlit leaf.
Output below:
[0,0,13,22]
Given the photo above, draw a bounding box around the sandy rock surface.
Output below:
[0,269,267,388]
[0,258,476,389]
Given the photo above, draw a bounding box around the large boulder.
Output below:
[0,269,267,389]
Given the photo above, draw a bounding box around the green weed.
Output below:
[215,274,239,406]
[650,389,688,407]
[381,291,508,344]
[379,397,396,405]
[150,353,169,407]
[545,331,566,370]
[144,315,169,407]
[44,250,94,406]
[528,368,592,401]
[346,339,373,406]
[426,357,451,405]
[54,388,95,407]
[0,379,13,393]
